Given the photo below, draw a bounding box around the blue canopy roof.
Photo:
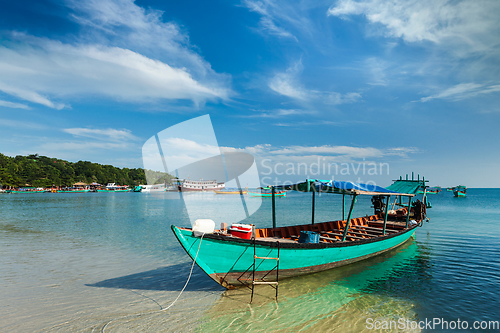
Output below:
[274,179,413,196]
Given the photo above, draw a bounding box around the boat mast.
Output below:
[271,186,276,229]
[311,185,315,225]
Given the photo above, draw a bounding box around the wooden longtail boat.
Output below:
[418,187,440,194]
[453,185,466,197]
[248,190,286,197]
[172,179,428,289]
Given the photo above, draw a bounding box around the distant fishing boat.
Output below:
[8,188,45,193]
[172,178,428,289]
[453,185,467,197]
[418,188,440,194]
[446,187,454,192]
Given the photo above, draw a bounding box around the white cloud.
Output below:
[160,137,221,157]
[364,57,388,86]
[385,147,420,156]
[63,127,139,141]
[274,120,340,127]
[419,83,500,102]
[0,81,64,110]
[0,118,47,129]
[40,141,131,151]
[67,0,224,78]
[242,0,300,41]
[0,99,31,110]
[0,0,230,109]
[269,61,363,105]
[326,92,362,104]
[0,37,228,108]
[260,17,298,40]
[269,145,383,158]
[269,61,308,99]
[328,0,500,57]
[243,109,316,118]
[146,137,222,173]
[233,143,419,161]
[223,143,419,183]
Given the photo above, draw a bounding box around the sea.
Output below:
[1,189,499,332]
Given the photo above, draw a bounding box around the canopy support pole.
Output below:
[342,194,358,242]
[405,196,412,229]
[311,189,315,225]
[342,194,345,221]
[272,186,276,229]
[383,195,390,235]
[422,186,427,208]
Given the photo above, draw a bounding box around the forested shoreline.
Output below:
[0,153,173,187]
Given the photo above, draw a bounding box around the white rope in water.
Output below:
[161,232,204,311]
[100,233,205,332]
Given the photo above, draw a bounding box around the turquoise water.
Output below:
[1,189,499,332]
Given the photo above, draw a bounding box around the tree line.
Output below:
[0,153,174,188]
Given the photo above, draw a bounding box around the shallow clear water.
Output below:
[1,189,499,332]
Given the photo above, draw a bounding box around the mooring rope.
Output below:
[99,233,205,332]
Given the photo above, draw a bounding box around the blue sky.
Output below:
[1,0,499,187]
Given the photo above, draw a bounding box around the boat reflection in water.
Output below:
[197,238,431,332]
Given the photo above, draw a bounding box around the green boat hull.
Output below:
[171,225,416,289]
[454,191,466,197]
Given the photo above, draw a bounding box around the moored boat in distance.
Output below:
[172,178,429,289]
[8,187,45,193]
[138,184,167,192]
[417,186,441,194]
[453,185,467,197]
[181,179,225,192]
[248,189,287,197]
[57,188,90,193]
[96,183,130,192]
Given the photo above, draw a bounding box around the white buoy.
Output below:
[192,219,215,237]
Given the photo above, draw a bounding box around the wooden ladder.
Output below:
[250,240,280,303]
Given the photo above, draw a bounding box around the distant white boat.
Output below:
[139,184,169,192]
[105,183,130,191]
[181,179,225,192]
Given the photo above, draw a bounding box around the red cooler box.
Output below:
[229,223,253,239]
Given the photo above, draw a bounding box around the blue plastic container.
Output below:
[298,230,319,244]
